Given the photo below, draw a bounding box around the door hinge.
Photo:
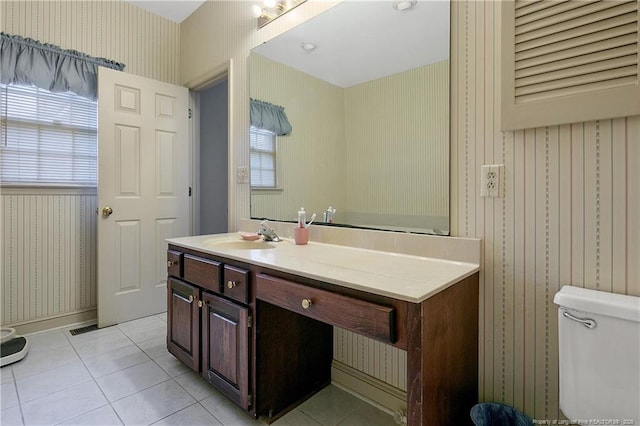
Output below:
[188,186,192,197]
[247,315,252,328]
[248,394,252,406]
[188,108,193,119]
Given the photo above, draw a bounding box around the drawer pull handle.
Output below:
[227,280,237,289]
[167,260,179,268]
[301,298,312,309]
[188,295,194,303]
[198,300,203,308]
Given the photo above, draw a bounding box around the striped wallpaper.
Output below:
[450,1,640,421]
[0,0,181,84]
[1,190,97,325]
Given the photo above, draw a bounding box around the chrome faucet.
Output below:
[323,206,336,223]
[257,221,281,242]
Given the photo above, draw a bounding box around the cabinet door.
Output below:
[167,278,200,371]
[201,292,250,410]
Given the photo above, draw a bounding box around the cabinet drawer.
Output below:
[223,265,249,304]
[167,250,183,278]
[184,254,221,293]
[256,273,396,343]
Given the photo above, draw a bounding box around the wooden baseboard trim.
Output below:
[7,309,97,335]
[331,360,407,418]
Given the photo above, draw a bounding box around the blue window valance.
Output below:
[0,32,125,100]
[250,98,292,136]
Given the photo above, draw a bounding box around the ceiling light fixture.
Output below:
[393,0,417,11]
[252,0,307,28]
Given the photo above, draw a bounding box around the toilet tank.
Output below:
[554,286,640,424]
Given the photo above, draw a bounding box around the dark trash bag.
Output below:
[470,403,534,426]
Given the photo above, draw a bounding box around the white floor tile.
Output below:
[117,316,164,333]
[72,332,133,359]
[0,366,13,384]
[56,404,122,426]
[96,360,169,402]
[173,372,218,402]
[1,405,23,426]
[136,335,169,359]
[152,402,222,426]
[21,380,107,426]
[273,409,321,425]
[120,322,166,344]
[200,392,261,426]
[1,381,19,410]
[16,360,92,403]
[336,401,396,426]
[11,345,79,380]
[83,345,150,379]
[111,380,195,425]
[155,312,167,323]
[24,330,72,354]
[154,353,191,378]
[297,385,362,425]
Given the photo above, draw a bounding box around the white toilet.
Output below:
[554,286,640,424]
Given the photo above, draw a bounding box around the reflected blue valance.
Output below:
[1,32,125,100]
[250,98,292,136]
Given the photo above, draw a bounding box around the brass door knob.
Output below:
[102,206,113,216]
[301,298,312,309]
[227,280,237,289]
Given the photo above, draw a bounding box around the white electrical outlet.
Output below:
[480,164,504,198]
[237,166,249,184]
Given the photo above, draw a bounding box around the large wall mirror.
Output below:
[249,0,450,235]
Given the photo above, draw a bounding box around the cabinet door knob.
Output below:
[301,298,312,309]
[167,260,178,268]
[198,300,203,308]
[227,280,237,289]
[188,295,194,303]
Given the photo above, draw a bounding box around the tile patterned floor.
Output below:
[0,314,395,425]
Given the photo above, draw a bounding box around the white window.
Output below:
[0,83,97,186]
[249,126,277,188]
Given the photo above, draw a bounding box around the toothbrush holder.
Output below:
[294,227,309,245]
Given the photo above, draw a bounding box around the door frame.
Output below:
[185,60,234,235]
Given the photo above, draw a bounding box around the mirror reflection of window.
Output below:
[249,126,277,188]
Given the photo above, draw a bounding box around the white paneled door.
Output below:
[97,68,189,328]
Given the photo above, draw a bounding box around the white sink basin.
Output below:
[205,240,277,250]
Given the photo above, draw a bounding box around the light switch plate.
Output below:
[480,164,504,198]
[237,166,249,184]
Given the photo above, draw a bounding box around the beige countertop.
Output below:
[166,233,480,303]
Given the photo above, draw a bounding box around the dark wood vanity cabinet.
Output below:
[167,277,200,371]
[167,243,479,426]
[201,291,250,410]
[166,248,252,411]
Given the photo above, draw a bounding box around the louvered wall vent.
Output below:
[501,0,640,130]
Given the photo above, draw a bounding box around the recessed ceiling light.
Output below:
[393,0,416,11]
[301,42,317,52]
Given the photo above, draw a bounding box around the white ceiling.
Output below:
[125,0,206,23]
[252,0,449,88]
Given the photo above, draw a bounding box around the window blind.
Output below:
[0,83,97,186]
[249,126,276,188]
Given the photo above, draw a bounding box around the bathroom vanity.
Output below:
[166,233,479,426]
